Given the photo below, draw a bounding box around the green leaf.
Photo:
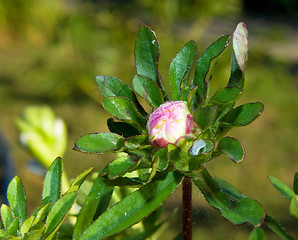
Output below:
[74,132,125,154]
[20,216,34,236]
[264,215,295,240]
[73,176,114,239]
[217,137,244,163]
[194,105,218,131]
[7,217,19,236]
[1,204,14,230]
[193,35,230,105]
[135,24,160,84]
[267,176,294,200]
[107,118,140,138]
[79,171,183,240]
[102,97,146,129]
[221,102,264,126]
[290,195,298,219]
[215,177,247,200]
[210,87,242,104]
[23,227,45,240]
[32,203,51,226]
[153,148,168,171]
[170,40,196,100]
[42,192,77,239]
[248,228,266,240]
[96,76,145,116]
[108,156,141,179]
[42,157,62,208]
[193,168,265,226]
[7,176,27,223]
[0,229,8,239]
[124,134,148,150]
[293,172,298,194]
[133,74,164,109]
[66,168,93,194]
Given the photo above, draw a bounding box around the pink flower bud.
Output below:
[147,101,197,148]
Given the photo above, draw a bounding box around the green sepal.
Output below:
[267,176,294,200]
[1,204,14,230]
[133,74,164,109]
[221,102,264,127]
[107,156,141,179]
[74,132,125,154]
[170,40,196,100]
[42,192,77,239]
[107,118,140,138]
[96,76,145,116]
[216,137,245,163]
[193,35,230,106]
[102,97,146,130]
[193,168,265,227]
[42,157,62,208]
[73,176,114,239]
[7,176,27,223]
[79,171,183,240]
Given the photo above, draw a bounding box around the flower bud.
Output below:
[147,101,197,148]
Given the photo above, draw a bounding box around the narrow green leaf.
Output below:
[221,102,264,126]
[102,97,146,128]
[264,215,295,240]
[79,171,183,240]
[293,172,298,194]
[135,24,160,84]
[23,227,45,240]
[32,203,51,226]
[193,35,230,105]
[66,168,93,194]
[170,40,196,100]
[42,192,77,239]
[20,216,35,236]
[108,156,141,179]
[193,168,265,226]
[289,195,298,219]
[96,76,145,116]
[74,132,125,154]
[248,228,266,240]
[7,176,27,223]
[217,137,245,163]
[42,157,62,207]
[107,118,140,138]
[133,74,164,109]
[194,105,218,131]
[1,204,14,230]
[268,176,294,200]
[73,176,114,239]
[7,217,19,236]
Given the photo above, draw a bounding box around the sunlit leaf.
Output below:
[1,204,14,230]
[74,132,125,154]
[248,228,266,240]
[66,168,93,194]
[7,176,27,223]
[42,157,62,207]
[74,176,114,239]
[108,156,141,179]
[79,171,183,240]
[290,195,298,219]
[7,217,19,236]
[170,40,196,100]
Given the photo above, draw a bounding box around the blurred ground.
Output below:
[0,0,297,239]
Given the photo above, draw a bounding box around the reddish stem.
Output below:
[182,176,192,240]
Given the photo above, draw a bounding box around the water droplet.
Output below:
[190,139,206,156]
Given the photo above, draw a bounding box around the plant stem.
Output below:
[182,176,192,240]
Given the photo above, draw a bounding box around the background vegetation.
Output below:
[0,0,297,239]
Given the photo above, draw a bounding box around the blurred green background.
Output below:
[0,0,297,239]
